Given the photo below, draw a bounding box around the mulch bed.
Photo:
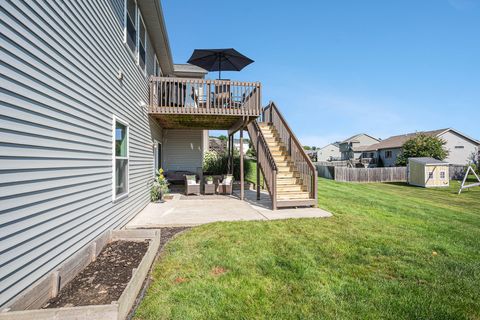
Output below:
[159,227,190,248]
[44,240,148,308]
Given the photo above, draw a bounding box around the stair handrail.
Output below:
[247,120,278,209]
[263,101,318,201]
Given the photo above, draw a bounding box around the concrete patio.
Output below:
[125,190,332,228]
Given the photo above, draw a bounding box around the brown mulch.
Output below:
[44,240,148,308]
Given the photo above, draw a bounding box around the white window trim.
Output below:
[112,115,130,202]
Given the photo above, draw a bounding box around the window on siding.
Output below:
[385,150,393,158]
[440,171,446,179]
[125,0,137,53]
[113,117,129,200]
[428,171,434,179]
[455,145,464,149]
[138,13,146,70]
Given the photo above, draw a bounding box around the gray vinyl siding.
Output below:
[0,0,161,307]
[163,129,204,173]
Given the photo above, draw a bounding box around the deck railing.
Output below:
[247,120,278,209]
[149,77,261,116]
[263,102,318,201]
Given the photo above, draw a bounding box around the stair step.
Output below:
[276,185,304,192]
[277,171,299,178]
[277,193,312,200]
[277,178,300,184]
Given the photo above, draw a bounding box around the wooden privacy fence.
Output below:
[334,167,407,183]
[316,165,408,183]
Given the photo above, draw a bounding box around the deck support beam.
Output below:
[240,129,244,200]
[256,131,261,200]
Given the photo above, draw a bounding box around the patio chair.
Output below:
[185,175,200,195]
[217,174,233,195]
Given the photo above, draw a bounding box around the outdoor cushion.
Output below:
[223,175,233,185]
[186,175,197,185]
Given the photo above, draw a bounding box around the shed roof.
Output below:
[409,157,449,165]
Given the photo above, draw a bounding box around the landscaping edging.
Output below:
[0,229,161,320]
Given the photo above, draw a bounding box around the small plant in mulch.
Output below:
[151,168,169,202]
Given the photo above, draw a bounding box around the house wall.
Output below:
[162,129,204,173]
[340,134,379,160]
[0,0,163,307]
[378,148,402,167]
[439,131,478,165]
[317,144,340,162]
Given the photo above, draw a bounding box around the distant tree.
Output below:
[246,139,256,159]
[303,146,311,150]
[218,135,228,141]
[311,146,317,151]
[396,134,449,166]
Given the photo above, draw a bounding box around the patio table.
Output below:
[204,182,216,195]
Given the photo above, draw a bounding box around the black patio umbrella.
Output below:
[187,48,254,79]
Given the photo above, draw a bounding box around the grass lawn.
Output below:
[134,178,480,320]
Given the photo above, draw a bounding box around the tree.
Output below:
[303,146,311,150]
[396,134,449,166]
[218,135,227,141]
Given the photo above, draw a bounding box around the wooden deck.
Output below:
[149,77,261,129]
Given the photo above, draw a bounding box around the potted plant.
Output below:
[151,168,169,202]
[205,175,214,185]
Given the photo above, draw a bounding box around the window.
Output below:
[385,150,393,158]
[440,171,446,179]
[455,146,464,149]
[113,117,129,200]
[124,0,137,53]
[138,13,146,70]
[428,171,434,179]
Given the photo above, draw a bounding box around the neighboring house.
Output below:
[1,0,316,307]
[209,137,227,153]
[339,134,380,160]
[233,138,250,155]
[316,143,341,162]
[361,128,480,167]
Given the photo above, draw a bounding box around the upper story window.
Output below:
[138,14,146,70]
[385,150,393,158]
[125,0,137,53]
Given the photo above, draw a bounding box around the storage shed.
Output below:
[408,157,449,188]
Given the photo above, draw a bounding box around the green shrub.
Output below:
[203,150,252,181]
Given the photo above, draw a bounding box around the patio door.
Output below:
[154,141,162,174]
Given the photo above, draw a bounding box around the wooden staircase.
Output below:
[258,123,311,201]
[247,102,317,210]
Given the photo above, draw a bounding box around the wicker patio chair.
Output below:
[185,175,200,195]
[217,174,233,195]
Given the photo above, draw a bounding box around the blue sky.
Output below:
[163,0,480,147]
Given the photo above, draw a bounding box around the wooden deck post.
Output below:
[240,129,244,200]
[256,131,260,200]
